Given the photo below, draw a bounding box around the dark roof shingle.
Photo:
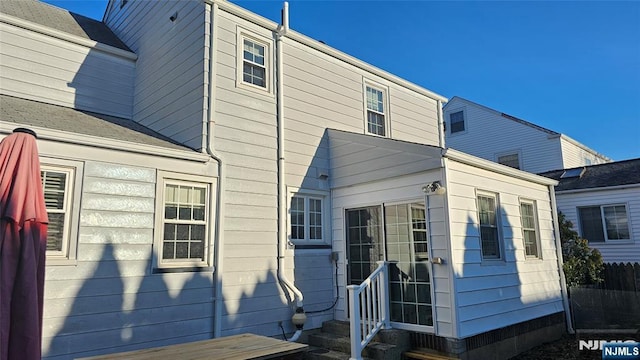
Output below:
[0,95,192,152]
[539,159,640,191]
[0,0,130,51]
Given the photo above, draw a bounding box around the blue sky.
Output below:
[44,0,640,161]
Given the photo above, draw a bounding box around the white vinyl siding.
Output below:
[578,204,630,243]
[520,200,540,258]
[0,22,135,119]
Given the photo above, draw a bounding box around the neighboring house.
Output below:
[443,96,610,173]
[540,159,640,263]
[1,1,571,359]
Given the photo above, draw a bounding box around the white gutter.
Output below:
[0,13,138,61]
[204,1,226,339]
[437,100,445,148]
[203,0,447,104]
[276,2,305,343]
[554,183,640,195]
[549,186,575,334]
[443,148,558,186]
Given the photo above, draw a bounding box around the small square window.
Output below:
[365,85,387,137]
[498,153,521,169]
[450,111,465,133]
[289,190,328,243]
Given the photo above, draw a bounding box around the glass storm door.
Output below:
[345,203,433,327]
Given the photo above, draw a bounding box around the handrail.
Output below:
[346,261,391,360]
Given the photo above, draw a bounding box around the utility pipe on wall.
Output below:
[550,185,574,334]
[276,2,305,342]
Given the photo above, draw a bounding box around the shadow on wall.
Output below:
[45,242,215,359]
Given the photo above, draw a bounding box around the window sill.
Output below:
[46,257,78,266]
[591,240,635,245]
[236,81,274,98]
[480,259,507,266]
[153,266,215,274]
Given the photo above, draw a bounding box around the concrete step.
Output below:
[320,320,410,350]
[321,320,351,337]
[304,346,372,360]
[404,350,459,360]
[307,332,403,360]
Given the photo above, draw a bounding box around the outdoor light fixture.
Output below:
[422,181,446,195]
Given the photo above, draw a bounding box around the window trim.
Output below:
[362,80,390,137]
[446,107,467,136]
[495,149,523,170]
[41,158,83,266]
[475,190,504,262]
[154,171,216,270]
[519,198,542,259]
[287,187,330,245]
[577,203,632,243]
[236,28,272,95]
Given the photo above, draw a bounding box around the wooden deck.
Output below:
[77,333,308,360]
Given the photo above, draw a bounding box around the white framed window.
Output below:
[236,29,271,94]
[363,82,389,137]
[155,172,215,269]
[288,189,329,244]
[41,158,83,265]
[496,151,522,170]
[476,191,502,260]
[519,199,541,258]
[449,110,466,134]
[578,204,630,243]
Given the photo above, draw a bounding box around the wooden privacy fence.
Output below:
[600,262,640,292]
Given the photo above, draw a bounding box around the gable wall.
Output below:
[555,186,640,263]
[104,0,206,150]
[0,22,134,119]
[445,159,564,338]
[560,137,610,168]
[444,99,564,173]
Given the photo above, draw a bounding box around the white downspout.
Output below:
[276,2,305,342]
[549,185,574,334]
[437,100,445,148]
[205,1,225,339]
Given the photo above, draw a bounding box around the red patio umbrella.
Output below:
[0,128,48,360]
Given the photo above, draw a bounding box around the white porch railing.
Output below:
[346,261,391,360]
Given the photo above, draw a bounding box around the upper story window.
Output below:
[477,192,502,260]
[236,29,272,94]
[578,205,630,242]
[520,200,540,258]
[449,110,465,134]
[365,85,387,136]
[243,39,266,88]
[41,159,83,265]
[288,189,328,244]
[497,152,521,170]
[156,173,214,269]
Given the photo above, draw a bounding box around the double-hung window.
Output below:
[578,205,630,242]
[519,200,540,258]
[289,191,326,243]
[365,85,387,136]
[157,173,214,269]
[477,192,502,260]
[242,39,266,88]
[449,110,465,133]
[498,153,521,170]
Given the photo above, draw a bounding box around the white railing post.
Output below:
[347,261,390,360]
[347,284,361,360]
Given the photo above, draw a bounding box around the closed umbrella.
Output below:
[0,128,48,360]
